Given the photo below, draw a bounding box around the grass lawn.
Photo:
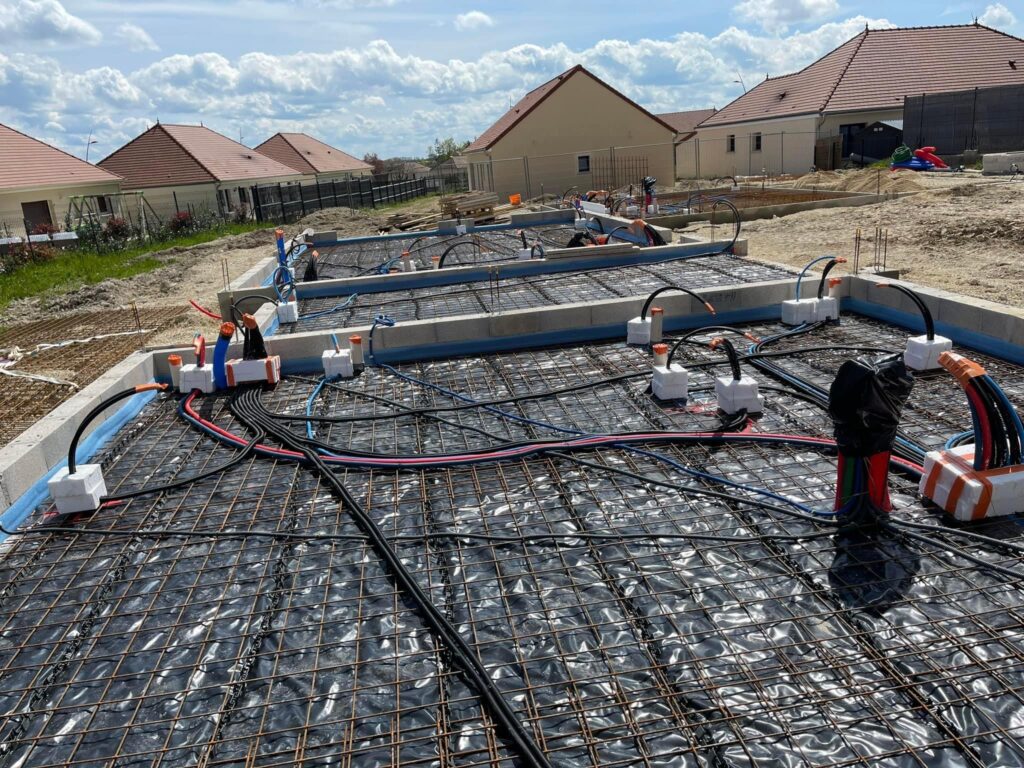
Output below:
[0,221,269,311]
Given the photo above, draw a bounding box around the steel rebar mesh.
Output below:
[287,254,793,333]
[292,225,579,279]
[1,316,1023,766]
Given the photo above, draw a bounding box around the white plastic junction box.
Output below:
[904,334,953,371]
[277,301,299,324]
[781,297,838,325]
[920,444,1024,521]
[48,464,106,515]
[225,356,282,387]
[179,364,215,394]
[652,364,688,400]
[715,375,763,415]
[322,349,355,379]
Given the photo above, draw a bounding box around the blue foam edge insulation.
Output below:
[844,298,1024,365]
[276,304,779,374]
[293,243,730,301]
[0,388,159,543]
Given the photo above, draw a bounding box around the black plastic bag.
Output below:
[829,353,913,456]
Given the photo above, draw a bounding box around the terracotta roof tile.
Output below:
[703,24,1024,127]
[98,124,303,189]
[0,123,122,192]
[466,68,573,152]
[255,133,372,175]
[658,108,718,135]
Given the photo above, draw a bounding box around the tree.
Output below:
[362,152,385,175]
[427,137,470,166]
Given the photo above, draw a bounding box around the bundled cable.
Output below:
[709,337,743,380]
[816,257,845,299]
[828,353,914,513]
[302,249,319,282]
[240,314,267,360]
[940,352,1024,470]
[876,283,935,340]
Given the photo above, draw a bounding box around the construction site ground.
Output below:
[682,169,1024,306]
[0,171,1020,448]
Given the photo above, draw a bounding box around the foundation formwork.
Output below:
[1,310,1024,766]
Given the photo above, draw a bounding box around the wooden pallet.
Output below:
[441,192,499,218]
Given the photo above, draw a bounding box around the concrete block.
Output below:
[311,230,337,244]
[387,320,439,348]
[491,311,542,337]
[982,152,1024,175]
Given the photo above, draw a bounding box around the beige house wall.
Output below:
[131,176,302,220]
[0,181,122,235]
[132,183,220,220]
[469,73,677,199]
[683,115,819,178]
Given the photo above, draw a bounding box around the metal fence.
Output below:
[250,177,430,223]
[904,84,1024,155]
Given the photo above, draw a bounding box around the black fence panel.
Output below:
[905,84,1024,155]
[250,177,430,224]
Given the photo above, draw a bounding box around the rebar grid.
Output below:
[288,254,794,333]
[2,317,1024,766]
[0,308,187,446]
[293,225,580,280]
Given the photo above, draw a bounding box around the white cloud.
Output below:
[734,0,839,33]
[454,10,494,31]
[979,3,1017,28]
[115,22,159,53]
[2,15,892,161]
[0,0,101,45]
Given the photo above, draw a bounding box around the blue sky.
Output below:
[0,0,1019,161]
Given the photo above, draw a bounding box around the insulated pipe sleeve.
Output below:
[275,229,286,265]
[68,384,167,475]
[816,258,846,299]
[876,283,936,341]
[213,322,235,391]
[641,285,716,320]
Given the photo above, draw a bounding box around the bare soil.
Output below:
[681,170,1024,306]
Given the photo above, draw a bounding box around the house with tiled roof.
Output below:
[685,23,1024,177]
[254,133,372,183]
[658,108,717,181]
[99,124,303,219]
[464,65,678,198]
[0,123,122,235]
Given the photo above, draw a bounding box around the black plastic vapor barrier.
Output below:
[286,253,794,333]
[2,315,1024,766]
